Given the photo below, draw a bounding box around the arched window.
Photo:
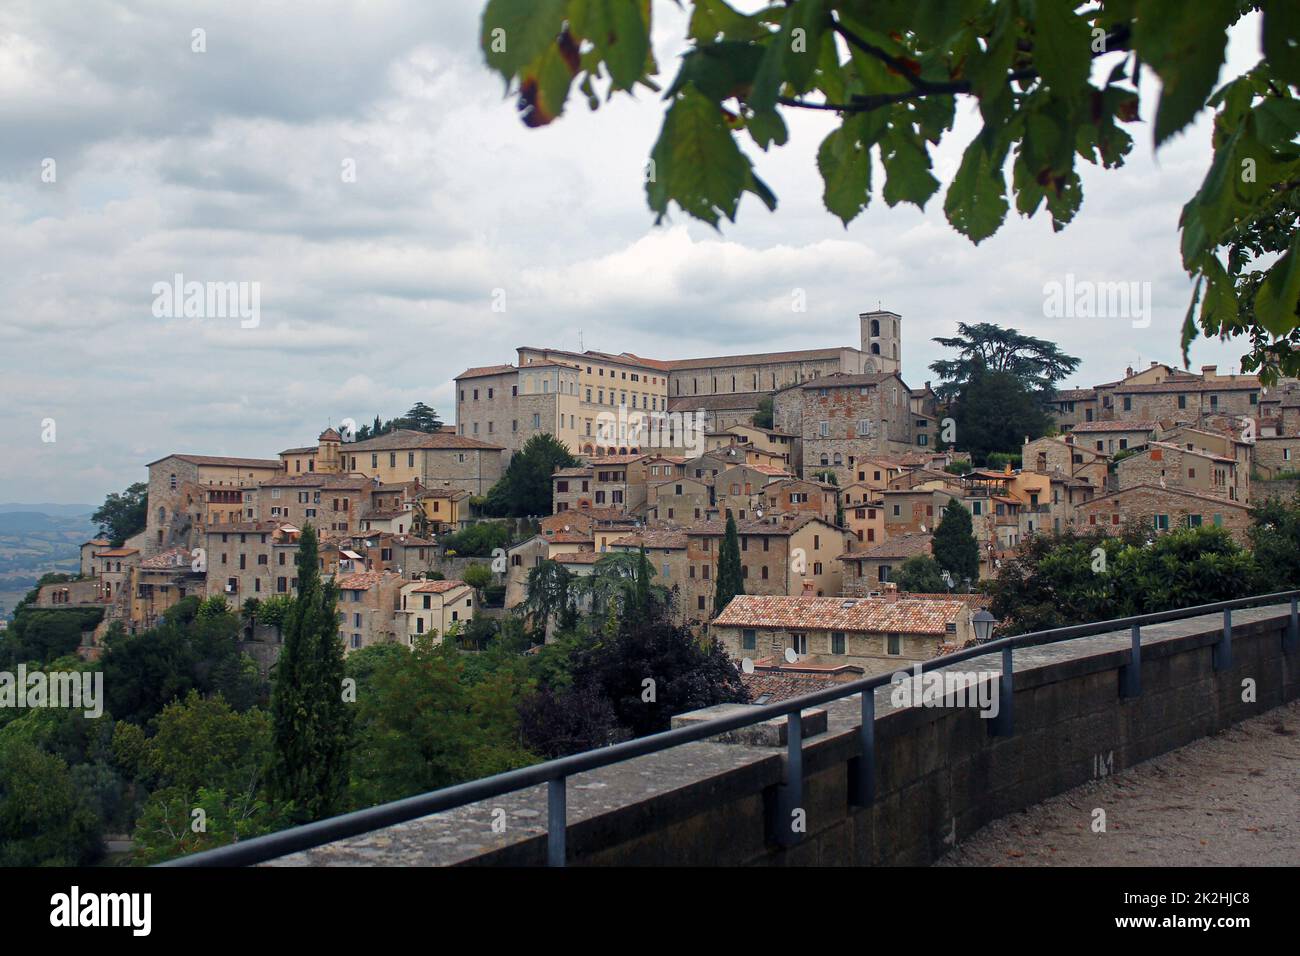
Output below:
[871,343,881,355]
[157,506,166,523]
[870,318,880,337]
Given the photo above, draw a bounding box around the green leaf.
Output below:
[945,134,1010,243]
[570,0,650,91]
[1180,275,1203,364]
[648,89,765,226]
[1261,0,1300,87]
[1198,255,1239,333]
[1132,0,1236,147]
[818,123,872,225]
[1032,0,1093,96]
[1255,232,1300,336]
[481,0,569,81]
[879,129,940,209]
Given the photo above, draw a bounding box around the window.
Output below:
[819,421,829,437]
[1153,514,1170,530]
[742,629,756,651]
[790,633,808,655]
[831,632,845,654]
[886,634,901,655]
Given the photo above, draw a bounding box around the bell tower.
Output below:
[860,310,901,374]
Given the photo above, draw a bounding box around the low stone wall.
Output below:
[270,604,1299,866]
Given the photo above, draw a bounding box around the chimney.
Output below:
[1150,361,1158,367]
[1201,365,1217,378]
[882,581,899,603]
[1004,462,1012,476]
[1126,366,1133,378]
[801,579,816,597]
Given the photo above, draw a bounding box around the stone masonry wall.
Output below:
[269,604,1298,867]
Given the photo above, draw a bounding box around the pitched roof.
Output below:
[739,671,842,703]
[794,372,893,390]
[714,594,965,634]
[1070,420,1160,433]
[147,454,284,469]
[552,467,593,478]
[456,364,516,380]
[838,533,933,562]
[1077,484,1251,510]
[554,551,603,564]
[346,428,502,451]
[407,579,468,594]
[667,393,764,412]
[664,347,849,370]
[685,514,836,537]
[335,571,395,590]
[139,547,193,570]
[610,530,688,549]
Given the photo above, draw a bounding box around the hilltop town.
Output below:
[32,309,1300,683]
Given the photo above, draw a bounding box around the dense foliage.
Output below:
[91,481,148,548]
[481,0,1300,377]
[484,433,580,517]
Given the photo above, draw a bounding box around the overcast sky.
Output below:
[0,1,1267,503]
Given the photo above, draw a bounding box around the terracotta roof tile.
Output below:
[715,595,965,635]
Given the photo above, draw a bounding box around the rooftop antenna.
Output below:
[578,330,584,352]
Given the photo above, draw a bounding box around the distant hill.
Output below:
[0,503,96,517]
[0,511,96,534]
[0,510,99,611]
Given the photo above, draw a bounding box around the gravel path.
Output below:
[936,699,1300,866]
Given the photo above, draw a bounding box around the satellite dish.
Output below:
[919,524,927,533]
[784,647,798,664]
[563,524,570,532]
[755,508,764,519]
[741,657,755,674]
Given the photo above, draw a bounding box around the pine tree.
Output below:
[713,514,745,616]
[933,500,980,585]
[268,525,352,822]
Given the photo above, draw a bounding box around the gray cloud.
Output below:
[0,1,1267,501]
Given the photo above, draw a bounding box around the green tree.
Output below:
[753,395,774,429]
[932,499,980,585]
[1248,493,1300,590]
[484,433,579,516]
[895,554,949,593]
[930,323,1081,401]
[439,521,513,557]
[91,481,148,547]
[480,2,1300,378]
[713,514,745,616]
[268,526,352,823]
[950,362,1050,464]
[462,562,495,603]
[346,637,535,807]
[0,736,102,865]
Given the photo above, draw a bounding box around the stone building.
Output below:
[772,372,917,485]
[1069,420,1161,457]
[454,310,907,459]
[678,514,846,625]
[1074,485,1253,544]
[338,429,504,496]
[250,474,372,533]
[397,579,475,645]
[711,590,973,678]
[1116,442,1241,501]
[335,571,404,651]
[144,454,286,555]
[838,532,934,593]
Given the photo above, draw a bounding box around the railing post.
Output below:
[773,711,804,847]
[1120,623,1141,698]
[1214,608,1233,671]
[849,688,875,807]
[547,777,566,867]
[989,646,1014,736]
[1287,597,1298,653]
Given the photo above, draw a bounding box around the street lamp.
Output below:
[972,609,996,643]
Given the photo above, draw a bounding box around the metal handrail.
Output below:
[162,589,1300,867]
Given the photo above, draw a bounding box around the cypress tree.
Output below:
[933,500,981,585]
[269,525,353,822]
[714,514,745,616]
